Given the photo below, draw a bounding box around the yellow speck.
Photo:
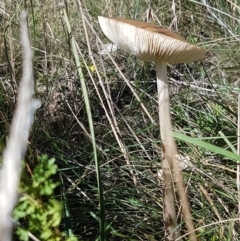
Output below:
[89,65,95,72]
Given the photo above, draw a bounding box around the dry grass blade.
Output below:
[199,185,224,236]
[0,11,40,241]
[79,11,137,185]
[200,0,238,38]
[237,93,240,218]
[92,22,155,124]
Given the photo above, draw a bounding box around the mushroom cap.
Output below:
[98,16,206,63]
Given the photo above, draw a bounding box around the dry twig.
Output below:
[0,11,40,241]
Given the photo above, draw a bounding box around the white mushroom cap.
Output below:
[98,16,206,63]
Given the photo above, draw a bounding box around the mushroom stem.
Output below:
[156,61,197,241]
[156,61,180,240]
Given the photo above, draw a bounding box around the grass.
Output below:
[0,0,240,240]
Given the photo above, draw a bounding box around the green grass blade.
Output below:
[172,132,240,162]
[63,9,106,240]
[59,172,74,237]
[219,131,237,154]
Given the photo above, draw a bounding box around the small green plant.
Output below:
[13,155,77,241]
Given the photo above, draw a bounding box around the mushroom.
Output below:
[98,16,206,240]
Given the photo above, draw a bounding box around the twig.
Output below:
[0,11,40,241]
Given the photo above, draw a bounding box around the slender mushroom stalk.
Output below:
[156,61,179,238]
[156,61,196,240]
[98,16,206,240]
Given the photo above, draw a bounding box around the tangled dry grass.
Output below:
[0,0,240,240]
